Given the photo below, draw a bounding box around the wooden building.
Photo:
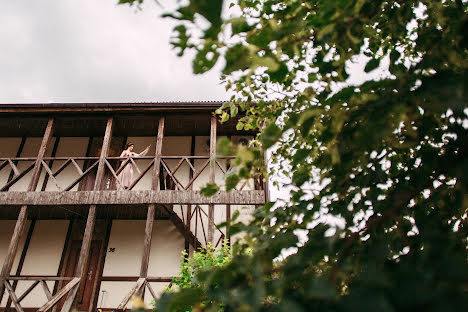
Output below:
[0,103,267,312]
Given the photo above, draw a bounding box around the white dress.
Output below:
[117,147,149,190]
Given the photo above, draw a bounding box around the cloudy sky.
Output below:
[0,0,229,103]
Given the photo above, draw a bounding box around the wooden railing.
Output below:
[0,155,264,192]
[0,157,99,192]
[2,275,76,312]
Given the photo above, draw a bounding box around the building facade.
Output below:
[0,103,267,312]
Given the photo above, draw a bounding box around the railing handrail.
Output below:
[0,155,236,161]
[0,157,100,161]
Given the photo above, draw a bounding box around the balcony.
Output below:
[0,155,266,206]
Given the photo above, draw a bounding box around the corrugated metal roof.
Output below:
[0,101,231,114]
[0,101,226,108]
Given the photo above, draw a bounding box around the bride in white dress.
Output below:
[117,142,150,190]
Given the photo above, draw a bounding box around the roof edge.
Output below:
[0,101,228,113]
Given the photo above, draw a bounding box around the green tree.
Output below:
[154,243,231,311]
[122,0,467,311]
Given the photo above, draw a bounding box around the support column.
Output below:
[138,115,165,277]
[118,117,165,309]
[208,116,217,244]
[152,116,165,190]
[94,118,114,190]
[0,118,54,299]
[185,136,196,255]
[60,117,113,312]
[5,220,36,310]
[140,204,156,278]
[30,119,55,192]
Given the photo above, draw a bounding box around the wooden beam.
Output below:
[76,207,97,279]
[168,209,202,249]
[100,276,172,282]
[140,204,155,278]
[0,190,265,205]
[208,115,217,244]
[263,150,270,202]
[61,121,112,312]
[152,116,165,190]
[52,219,73,312]
[90,220,112,312]
[209,116,217,183]
[117,277,145,310]
[5,136,26,191]
[185,136,196,255]
[29,118,55,192]
[0,163,35,192]
[60,206,97,312]
[0,119,54,299]
[37,277,80,312]
[0,206,28,300]
[7,276,74,281]
[41,137,60,191]
[41,280,53,300]
[78,137,94,191]
[17,280,40,303]
[94,117,114,190]
[3,280,24,312]
[6,220,36,310]
[145,280,158,300]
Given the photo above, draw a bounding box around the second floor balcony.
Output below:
[0,104,267,207]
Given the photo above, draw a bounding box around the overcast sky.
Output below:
[0,0,229,103]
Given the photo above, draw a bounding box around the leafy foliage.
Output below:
[121,0,468,311]
[154,243,231,311]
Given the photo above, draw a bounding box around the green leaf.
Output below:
[364,58,381,73]
[223,44,252,74]
[200,183,219,196]
[225,172,240,191]
[292,167,310,186]
[155,287,204,311]
[252,55,280,71]
[221,111,230,123]
[216,137,233,156]
[230,105,239,117]
[231,17,252,35]
[192,43,220,74]
[260,123,282,148]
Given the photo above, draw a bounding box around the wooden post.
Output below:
[0,206,28,300]
[60,117,113,312]
[152,116,165,190]
[90,220,112,312]
[59,206,96,312]
[185,136,196,256]
[94,118,114,190]
[0,118,54,299]
[140,204,155,278]
[30,118,55,192]
[5,136,26,191]
[52,220,74,312]
[5,220,36,310]
[41,137,60,191]
[262,150,269,202]
[208,116,217,244]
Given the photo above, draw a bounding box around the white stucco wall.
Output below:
[0,138,22,188]
[44,138,89,191]
[0,220,30,307]
[0,220,68,307]
[99,220,184,308]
